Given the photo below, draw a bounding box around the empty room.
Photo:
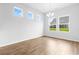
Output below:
[0,3,79,55]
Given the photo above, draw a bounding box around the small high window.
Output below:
[27,12,33,20]
[13,6,23,16]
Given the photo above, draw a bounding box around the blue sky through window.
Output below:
[27,12,33,20]
[13,6,23,16]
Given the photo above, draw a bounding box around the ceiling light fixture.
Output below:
[46,3,54,18]
[46,11,54,18]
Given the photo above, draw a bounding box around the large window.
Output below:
[49,18,56,31]
[59,16,69,32]
[13,6,23,16]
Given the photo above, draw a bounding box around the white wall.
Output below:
[44,4,79,42]
[0,3,44,47]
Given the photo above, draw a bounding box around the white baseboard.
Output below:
[0,34,43,47]
[44,35,79,42]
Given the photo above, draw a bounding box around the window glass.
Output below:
[27,12,33,20]
[59,16,69,32]
[13,6,23,16]
[49,18,56,31]
[36,15,42,22]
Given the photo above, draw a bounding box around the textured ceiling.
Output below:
[25,3,75,13]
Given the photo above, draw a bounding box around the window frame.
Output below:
[59,16,70,32]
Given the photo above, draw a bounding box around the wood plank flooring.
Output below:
[0,36,79,55]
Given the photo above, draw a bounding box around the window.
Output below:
[36,15,42,22]
[59,16,69,32]
[27,12,33,20]
[13,6,23,16]
[49,18,56,31]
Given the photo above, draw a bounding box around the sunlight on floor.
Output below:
[46,38,75,55]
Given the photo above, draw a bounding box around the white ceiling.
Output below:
[25,3,75,13]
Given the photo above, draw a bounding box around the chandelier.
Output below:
[46,11,54,18]
[46,3,54,18]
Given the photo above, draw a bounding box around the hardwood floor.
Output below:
[0,36,79,55]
